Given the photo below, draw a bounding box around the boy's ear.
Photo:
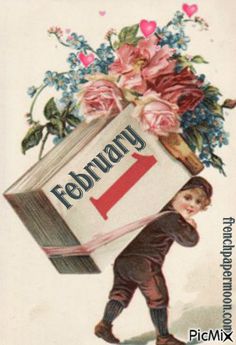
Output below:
[202,199,211,211]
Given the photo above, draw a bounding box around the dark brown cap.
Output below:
[180,176,213,199]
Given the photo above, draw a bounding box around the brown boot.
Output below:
[95,320,120,343]
[156,334,186,345]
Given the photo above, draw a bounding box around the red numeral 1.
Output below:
[90,153,157,220]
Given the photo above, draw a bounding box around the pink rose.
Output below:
[78,79,127,121]
[108,44,139,75]
[154,67,204,114]
[109,43,147,93]
[141,45,175,82]
[109,37,175,93]
[137,35,160,60]
[118,71,147,94]
[133,91,181,136]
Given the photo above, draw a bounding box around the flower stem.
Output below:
[165,20,173,28]
[108,37,115,51]
[84,45,103,62]
[58,38,70,47]
[50,33,71,47]
[87,45,97,55]
[29,84,47,122]
[183,19,194,23]
[38,130,49,160]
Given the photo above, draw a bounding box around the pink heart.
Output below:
[182,3,198,17]
[139,19,157,38]
[99,10,106,16]
[78,52,95,68]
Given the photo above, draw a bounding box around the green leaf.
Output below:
[183,129,197,151]
[44,97,61,120]
[184,128,204,152]
[177,55,189,63]
[196,123,209,133]
[212,154,224,166]
[113,41,120,49]
[192,128,203,151]
[203,85,222,97]
[222,99,236,109]
[118,24,139,44]
[212,103,224,117]
[203,98,224,118]
[188,64,197,74]
[131,36,143,45]
[191,55,208,64]
[176,55,192,72]
[21,123,44,154]
[66,114,81,127]
[47,118,64,137]
[210,153,226,175]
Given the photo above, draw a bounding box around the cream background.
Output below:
[0,1,235,344]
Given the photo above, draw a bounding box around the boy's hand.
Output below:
[186,218,197,229]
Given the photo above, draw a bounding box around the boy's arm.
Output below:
[161,212,199,247]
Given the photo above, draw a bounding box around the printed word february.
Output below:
[50,125,148,210]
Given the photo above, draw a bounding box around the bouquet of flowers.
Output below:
[23,10,235,175]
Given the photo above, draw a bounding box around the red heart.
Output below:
[78,52,95,68]
[182,3,198,18]
[140,19,157,38]
[99,10,106,16]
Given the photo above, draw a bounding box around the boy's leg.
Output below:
[150,307,169,336]
[136,266,170,336]
[95,300,124,343]
[103,300,124,324]
[137,266,186,345]
[150,307,185,343]
[95,257,137,343]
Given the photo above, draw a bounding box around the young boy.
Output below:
[95,176,212,345]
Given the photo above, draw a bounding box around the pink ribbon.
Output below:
[42,212,171,258]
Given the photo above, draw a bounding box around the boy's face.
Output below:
[172,188,205,219]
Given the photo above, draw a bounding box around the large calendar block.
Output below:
[4,105,203,273]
